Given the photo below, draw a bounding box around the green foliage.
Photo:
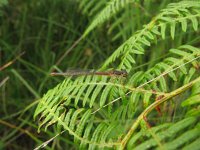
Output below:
[0,0,8,6]
[1,0,199,149]
[82,0,132,37]
[181,81,200,117]
[102,1,200,70]
[0,0,94,149]
[0,0,7,16]
[34,1,200,149]
[127,117,200,150]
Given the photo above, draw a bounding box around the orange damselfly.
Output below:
[51,70,128,77]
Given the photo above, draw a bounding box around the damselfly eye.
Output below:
[121,69,128,77]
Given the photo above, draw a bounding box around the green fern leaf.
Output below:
[182,94,200,107]
[182,137,200,150]
[170,22,176,39]
[83,0,132,37]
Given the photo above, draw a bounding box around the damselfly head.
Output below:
[121,69,128,77]
[112,70,128,77]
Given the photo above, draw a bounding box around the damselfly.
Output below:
[51,70,128,77]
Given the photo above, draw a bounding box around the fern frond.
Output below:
[36,104,119,146]
[78,0,107,17]
[101,1,200,70]
[127,117,199,150]
[181,80,200,117]
[108,45,200,123]
[35,43,200,149]
[128,45,199,91]
[34,1,200,149]
[83,0,132,37]
[35,102,125,149]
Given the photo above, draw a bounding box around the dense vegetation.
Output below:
[0,0,200,149]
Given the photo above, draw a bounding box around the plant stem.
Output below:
[118,76,200,149]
